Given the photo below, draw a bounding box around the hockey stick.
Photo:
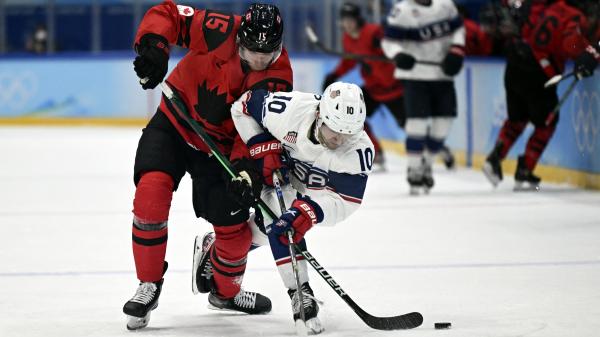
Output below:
[155,80,423,330]
[272,172,308,336]
[544,71,575,88]
[545,77,579,126]
[305,25,440,66]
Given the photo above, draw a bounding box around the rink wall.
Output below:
[0,53,599,189]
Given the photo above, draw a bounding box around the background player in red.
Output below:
[321,2,402,171]
[483,0,600,190]
[122,1,293,330]
[322,2,455,171]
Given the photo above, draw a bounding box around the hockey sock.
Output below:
[497,120,527,159]
[211,222,252,298]
[523,124,556,171]
[268,235,309,289]
[132,171,174,282]
[364,123,384,161]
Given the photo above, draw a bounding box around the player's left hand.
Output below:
[441,45,465,76]
[574,45,600,78]
[268,197,323,244]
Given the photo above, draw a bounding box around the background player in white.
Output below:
[193,82,374,334]
[381,0,465,195]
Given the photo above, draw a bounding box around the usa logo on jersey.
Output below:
[284,131,297,143]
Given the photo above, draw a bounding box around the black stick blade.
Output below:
[360,311,423,330]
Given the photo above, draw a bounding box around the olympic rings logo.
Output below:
[0,71,39,111]
[570,89,599,153]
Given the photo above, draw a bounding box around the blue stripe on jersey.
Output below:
[246,89,270,125]
[384,16,462,42]
[327,171,368,203]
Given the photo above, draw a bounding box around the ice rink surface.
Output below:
[1,127,599,337]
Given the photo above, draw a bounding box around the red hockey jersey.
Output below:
[331,23,402,101]
[525,0,593,77]
[135,1,293,156]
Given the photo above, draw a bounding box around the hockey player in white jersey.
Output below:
[192,82,373,334]
[381,0,465,195]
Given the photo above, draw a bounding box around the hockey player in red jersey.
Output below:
[122,1,293,330]
[321,3,404,171]
[483,0,600,190]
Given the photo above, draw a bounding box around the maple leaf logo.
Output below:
[194,80,230,125]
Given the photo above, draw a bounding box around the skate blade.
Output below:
[295,317,324,335]
[192,235,202,295]
[482,163,501,187]
[513,182,540,192]
[126,312,151,330]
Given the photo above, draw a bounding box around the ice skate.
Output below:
[514,156,540,191]
[192,232,215,294]
[123,279,164,330]
[483,149,503,187]
[208,289,272,314]
[288,283,324,335]
[422,162,434,194]
[440,145,455,170]
[407,165,422,195]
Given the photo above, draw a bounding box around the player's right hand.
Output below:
[393,53,416,70]
[134,34,170,90]
[226,158,263,209]
[248,134,288,187]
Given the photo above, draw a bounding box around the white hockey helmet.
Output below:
[318,81,366,135]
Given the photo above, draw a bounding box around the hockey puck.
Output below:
[434,322,451,329]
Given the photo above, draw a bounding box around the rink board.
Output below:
[0,53,599,187]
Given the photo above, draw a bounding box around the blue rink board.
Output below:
[0,53,598,174]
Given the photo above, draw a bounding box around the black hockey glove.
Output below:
[322,73,338,91]
[574,45,600,78]
[225,158,263,209]
[134,34,170,90]
[393,53,416,70]
[441,45,465,76]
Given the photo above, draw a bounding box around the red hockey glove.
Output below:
[247,133,287,186]
[574,45,600,78]
[268,197,324,244]
[442,45,465,76]
[134,34,170,90]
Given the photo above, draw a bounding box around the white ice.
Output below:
[1,127,599,337]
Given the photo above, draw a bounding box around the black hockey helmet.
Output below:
[339,2,365,26]
[238,3,283,53]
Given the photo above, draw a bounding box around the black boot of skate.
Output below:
[123,262,168,330]
[288,282,324,334]
[192,232,215,294]
[483,143,504,187]
[514,155,540,191]
[440,145,455,170]
[407,166,424,196]
[422,162,434,193]
[208,289,272,315]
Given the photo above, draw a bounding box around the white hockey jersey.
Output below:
[381,0,465,81]
[231,89,374,227]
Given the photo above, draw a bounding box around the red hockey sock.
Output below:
[497,120,527,158]
[211,222,252,298]
[132,171,174,282]
[524,124,556,170]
